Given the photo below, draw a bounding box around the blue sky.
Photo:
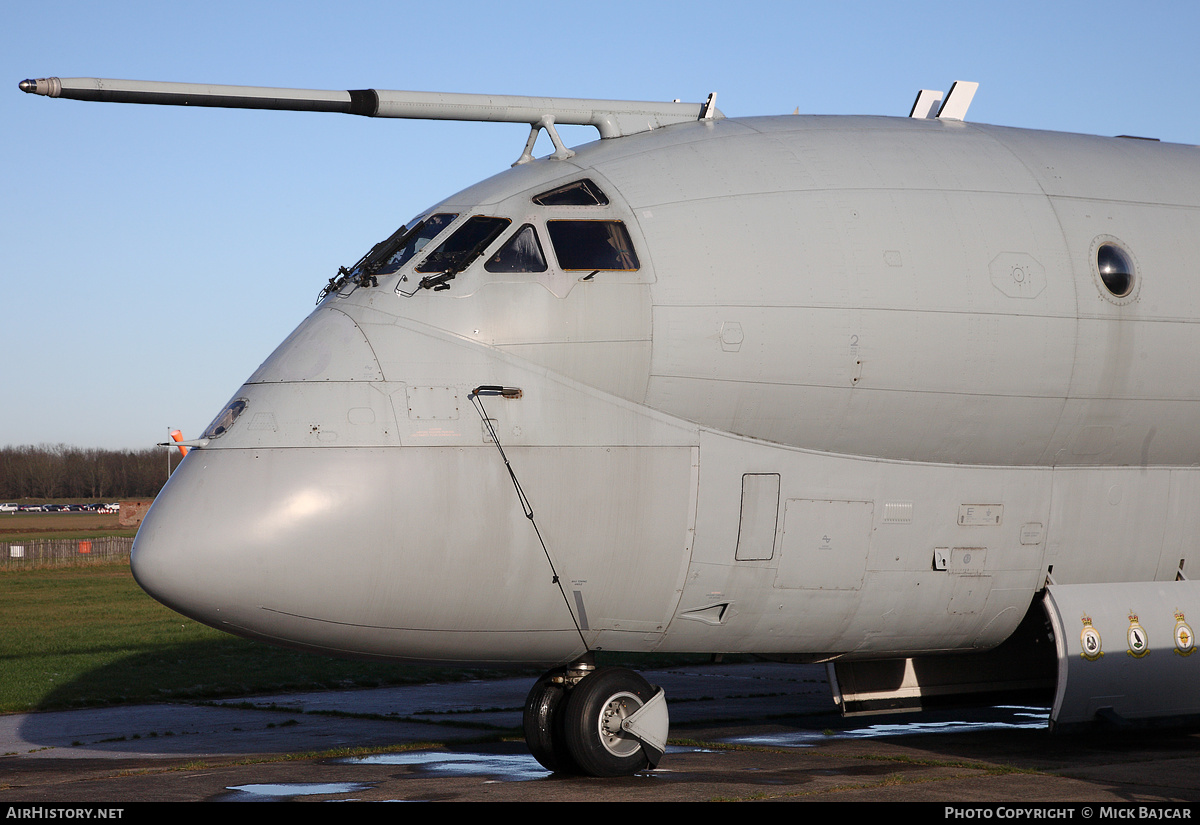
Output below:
[2,0,1197,449]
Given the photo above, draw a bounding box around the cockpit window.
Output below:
[532,179,609,206]
[546,220,640,271]
[416,216,511,273]
[376,213,458,275]
[485,225,548,273]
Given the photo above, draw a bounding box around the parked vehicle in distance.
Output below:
[0,503,18,513]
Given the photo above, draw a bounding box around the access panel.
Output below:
[774,499,872,590]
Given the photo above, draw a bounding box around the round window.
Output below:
[202,398,248,439]
[1091,238,1139,304]
[1097,244,1134,296]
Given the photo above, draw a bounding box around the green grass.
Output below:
[0,562,532,713]
[1,562,732,715]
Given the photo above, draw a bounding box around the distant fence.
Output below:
[2,536,133,567]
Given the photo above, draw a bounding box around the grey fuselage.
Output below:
[131,112,1200,667]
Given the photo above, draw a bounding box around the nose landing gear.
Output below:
[522,661,668,777]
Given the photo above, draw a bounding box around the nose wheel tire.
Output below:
[561,667,657,777]
[522,672,577,774]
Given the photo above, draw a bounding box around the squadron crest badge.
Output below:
[1174,610,1195,657]
[1080,615,1103,661]
[1126,612,1150,658]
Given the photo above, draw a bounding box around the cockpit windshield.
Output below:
[485,225,547,273]
[416,216,511,274]
[375,213,458,276]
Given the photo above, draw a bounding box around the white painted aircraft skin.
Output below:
[23,76,1200,769]
[131,112,1200,665]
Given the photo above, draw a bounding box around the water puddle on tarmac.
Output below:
[725,706,1050,748]
[218,746,733,798]
[221,782,372,801]
[343,751,552,781]
[341,748,702,781]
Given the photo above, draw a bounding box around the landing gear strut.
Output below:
[522,660,669,776]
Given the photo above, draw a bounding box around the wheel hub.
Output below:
[597,691,643,757]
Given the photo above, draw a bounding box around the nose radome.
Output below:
[129,468,215,625]
[128,436,587,662]
[131,305,396,621]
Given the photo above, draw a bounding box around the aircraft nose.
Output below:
[129,458,239,627]
[129,303,595,661]
[130,303,390,629]
[131,439,393,637]
[129,436,585,662]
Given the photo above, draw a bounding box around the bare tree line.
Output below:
[0,444,180,500]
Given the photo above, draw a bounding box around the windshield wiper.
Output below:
[318,220,425,303]
[417,235,492,291]
[416,217,510,291]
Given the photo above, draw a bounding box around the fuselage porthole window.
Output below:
[1096,242,1136,298]
[546,220,640,271]
[485,224,548,273]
